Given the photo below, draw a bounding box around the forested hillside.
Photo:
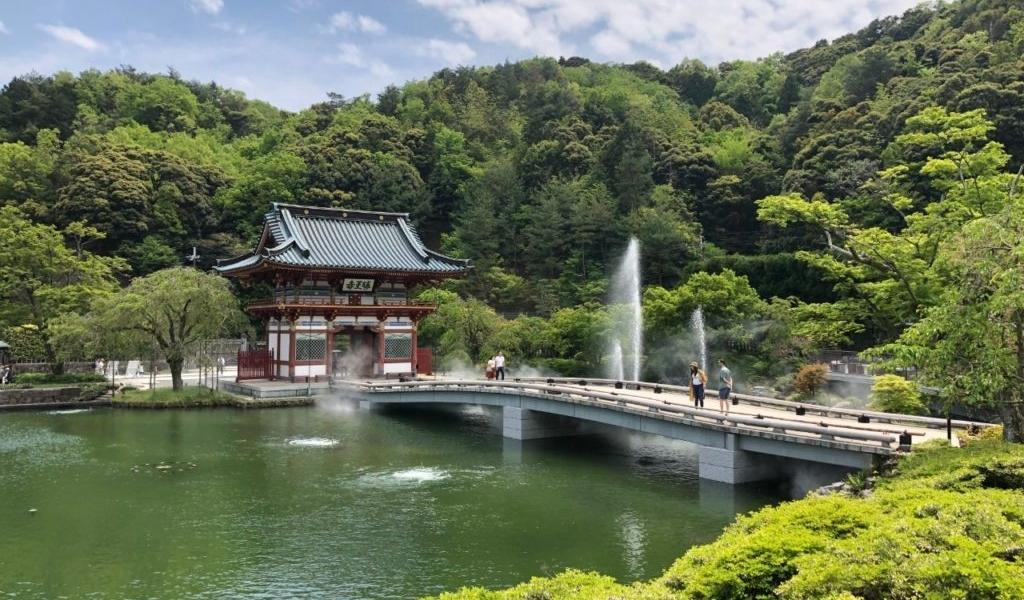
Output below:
[3,0,1024,430]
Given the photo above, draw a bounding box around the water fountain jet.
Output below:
[690,306,707,373]
[607,238,643,381]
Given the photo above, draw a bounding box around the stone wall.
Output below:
[0,386,88,407]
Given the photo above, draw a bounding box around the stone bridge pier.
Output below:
[501,406,584,440]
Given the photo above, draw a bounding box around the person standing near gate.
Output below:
[717,359,733,414]
[494,351,506,381]
[688,361,707,408]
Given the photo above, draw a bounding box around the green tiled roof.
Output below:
[214,203,469,276]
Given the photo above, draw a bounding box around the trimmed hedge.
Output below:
[15,372,107,385]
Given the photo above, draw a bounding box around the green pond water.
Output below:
[0,402,785,599]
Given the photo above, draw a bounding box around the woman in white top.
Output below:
[688,361,707,408]
[485,358,496,380]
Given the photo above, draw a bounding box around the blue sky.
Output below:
[0,0,921,111]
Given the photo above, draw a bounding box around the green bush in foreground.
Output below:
[429,441,1024,600]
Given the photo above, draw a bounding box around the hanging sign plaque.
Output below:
[341,278,375,292]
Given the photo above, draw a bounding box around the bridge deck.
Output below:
[530,380,948,444]
[346,376,989,453]
[329,376,996,483]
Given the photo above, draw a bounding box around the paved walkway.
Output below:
[558,382,953,445]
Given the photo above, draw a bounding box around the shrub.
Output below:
[15,372,107,385]
[77,383,111,401]
[1,324,47,362]
[961,424,1004,446]
[869,374,926,415]
[793,363,828,398]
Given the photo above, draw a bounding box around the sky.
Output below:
[0,0,923,112]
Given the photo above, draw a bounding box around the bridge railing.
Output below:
[515,377,992,432]
[351,379,904,451]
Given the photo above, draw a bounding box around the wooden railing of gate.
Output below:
[237,349,274,381]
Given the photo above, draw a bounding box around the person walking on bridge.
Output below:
[494,351,506,381]
[717,359,733,414]
[688,362,707,408]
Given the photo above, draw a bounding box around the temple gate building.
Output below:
[215,203,468,381]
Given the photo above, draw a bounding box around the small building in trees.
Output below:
[215,203,468,381]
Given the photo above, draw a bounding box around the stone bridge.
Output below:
[338,377,986,484]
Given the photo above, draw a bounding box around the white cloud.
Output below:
[190,0,224,15]
[0,21,9,35]
[37,24,104,51]
[212,21,247,35]
[418,0,921,65]
[289,0,319,11]
[357,15,387,34]
[329,42,395,79]
[418,38,476,65]
[328,12,387,34]
[333,42,365,67]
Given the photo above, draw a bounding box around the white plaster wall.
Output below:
[383,362,412,375]
[295,365,327,377]
[277,363,289,377]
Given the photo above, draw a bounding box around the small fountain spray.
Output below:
[690,306,707,374]
[607,238,643,381]
[691,231,707,374]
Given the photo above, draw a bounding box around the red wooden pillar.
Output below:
[288,318,297,382]
[275,317,283,380]
[410,318,418,376]
[325,318,334,379]
[377,318,386,377]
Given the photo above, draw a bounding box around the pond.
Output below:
[0,401,785,599]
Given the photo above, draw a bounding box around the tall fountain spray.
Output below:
[610,341,625,382]
[607,238,643,381]
[690,306,707,373]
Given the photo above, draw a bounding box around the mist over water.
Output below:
[607,237,643,381]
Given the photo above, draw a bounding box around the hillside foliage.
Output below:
[2,0,1024,431]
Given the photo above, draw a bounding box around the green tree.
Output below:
[87,267,246,389]
[0,206,121,365]
[869,193,1024,441]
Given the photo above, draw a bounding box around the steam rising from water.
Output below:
[607,238,643,381]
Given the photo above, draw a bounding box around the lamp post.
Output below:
[185,246,201,268]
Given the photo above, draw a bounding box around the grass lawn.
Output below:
[113,387,240,407]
